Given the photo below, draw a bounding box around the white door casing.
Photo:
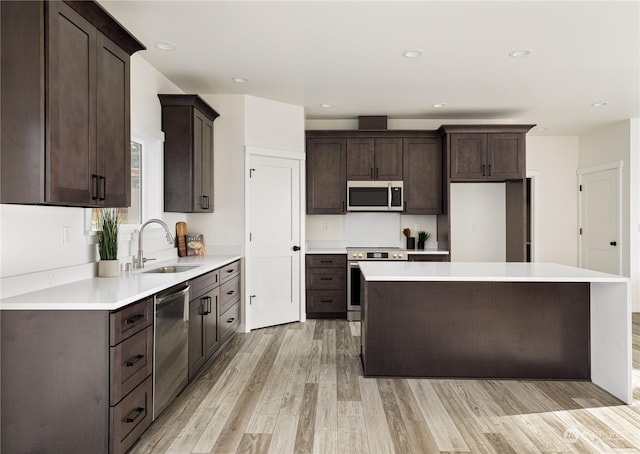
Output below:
[578,162,622,275]
[245,148,304,330]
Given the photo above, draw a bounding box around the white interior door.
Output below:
[579,167,620,274]
[248,154,301,329]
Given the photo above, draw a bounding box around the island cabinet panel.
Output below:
[306,138,347,214]
[402,137,442,214]
[0,1,143,207]
[362,280,591,379]
[305,254,347,318]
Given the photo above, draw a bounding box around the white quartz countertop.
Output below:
[358,261,627,283]
[0,255,242,311]
[306,247,449,255]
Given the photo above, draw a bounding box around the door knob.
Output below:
[610,241,617,246]
[292,245,301,251]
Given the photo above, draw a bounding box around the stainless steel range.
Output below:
[347,247,408,321]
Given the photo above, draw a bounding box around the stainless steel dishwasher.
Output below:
[153,283,189,419]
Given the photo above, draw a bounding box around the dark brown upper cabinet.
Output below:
[0,1,144,207]
[159,95,220,213]
[347,138,403,180]
[306,137,347,214]
[444,126,532,181]
[403,137,442,214]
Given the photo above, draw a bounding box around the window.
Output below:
[92,141,142,229]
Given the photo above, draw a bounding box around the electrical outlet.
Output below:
[322,223,329,232]
[414,224,421,233]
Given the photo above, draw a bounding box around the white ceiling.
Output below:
[99,1,639,136]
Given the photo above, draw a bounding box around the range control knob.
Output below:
[392,253,398,258]
[398,253,403,259]
[358,253,364,258]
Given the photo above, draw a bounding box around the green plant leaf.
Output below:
[97,208,119,260]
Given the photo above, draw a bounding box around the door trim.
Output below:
[244,145,306,332]
[577,160,623,273]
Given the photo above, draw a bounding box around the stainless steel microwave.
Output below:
[346,181,403,211]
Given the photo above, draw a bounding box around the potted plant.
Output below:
[97,208,120,277]
[417,231,431,250]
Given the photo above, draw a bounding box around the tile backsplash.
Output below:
[307,213,437,248]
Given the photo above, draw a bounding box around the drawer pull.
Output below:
[320,299,333,303]
[226,290,235,295]
[125,314,145,325]
[320,277,333,281]
[226,269,235,273]
[125,407,145,423]
[320,260,333,263]
[125,354,145,367]
[227,317,235,323]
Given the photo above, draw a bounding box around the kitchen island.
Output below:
[359,262,631,404]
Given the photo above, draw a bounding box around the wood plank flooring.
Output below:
[131,314,640,454]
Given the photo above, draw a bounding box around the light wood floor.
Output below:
[131,314,640,454]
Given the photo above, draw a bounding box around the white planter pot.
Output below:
[98,260,120,278]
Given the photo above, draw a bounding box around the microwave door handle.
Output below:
[388,183,392,210]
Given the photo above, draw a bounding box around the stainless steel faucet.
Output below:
[135,219,174,268]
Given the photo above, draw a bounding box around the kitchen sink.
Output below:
[142,265,200,274]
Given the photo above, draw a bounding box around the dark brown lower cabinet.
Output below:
[407,254,449,262]
[305,254,347,318]
[0,297,153,454]
[189,284,220,380]
[189,260,242,380]
[0,262,243,453]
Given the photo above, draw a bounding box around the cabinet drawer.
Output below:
[110,297,153,345]
[306,290,346,313]
[220,302,240,344]
[110,326,153,405]
[306,268,346,290]
[110,376,153,454]
[220,275,240,314]
[190,269,220,299]
[408,254,449,262]
[306,254,346,268]
[220,260,240,283]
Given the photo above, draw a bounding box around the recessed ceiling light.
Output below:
[402,49,423,59]
[155,42,176,51]
[232,76,249,84]
[591,101,609,107]
[509,49,531,58]
[320,104,332,108]
[432,103,446,108]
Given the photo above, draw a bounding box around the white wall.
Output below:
[526,136,579,266]
[0,54,184,296]
[578,119,640,311]
[245,96,305,152]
